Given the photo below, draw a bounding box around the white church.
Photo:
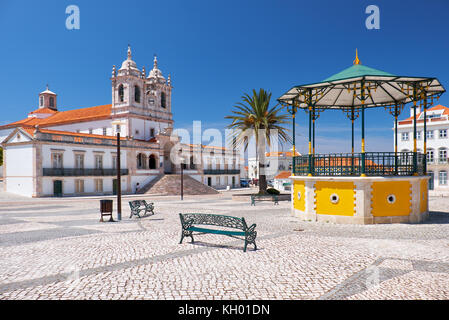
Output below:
[0,47,241,197]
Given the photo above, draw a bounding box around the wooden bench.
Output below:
[250,194,279,206]
[179,213,257,252]
[129,200,155,218]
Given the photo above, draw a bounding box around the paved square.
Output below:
[0,190,448,300]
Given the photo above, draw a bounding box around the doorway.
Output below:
[53,180,63,197]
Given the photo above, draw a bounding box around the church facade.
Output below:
[0,47,241,197]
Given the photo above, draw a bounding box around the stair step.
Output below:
[140,174,219,195]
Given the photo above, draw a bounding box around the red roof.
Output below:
[266,151,300,157]
[398,105,449,125]
[274,171,291,179]
[0,104,112,130]
[28,107,58,115]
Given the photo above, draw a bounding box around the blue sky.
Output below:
[0,0,448,154]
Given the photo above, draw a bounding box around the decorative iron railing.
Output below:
[43,168,129,177]
[203,169,241,175]
[293,152,426,176]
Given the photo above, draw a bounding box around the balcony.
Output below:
[203,169,240,175]
[43,168,129,177]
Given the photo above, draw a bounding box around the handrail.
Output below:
[293,152,426,176]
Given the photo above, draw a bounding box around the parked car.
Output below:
[240,179,250,187]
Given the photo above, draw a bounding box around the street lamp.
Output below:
[179,154,186,201]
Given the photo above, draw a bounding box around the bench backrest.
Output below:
[180,213,247,231]
[129,200,141,210]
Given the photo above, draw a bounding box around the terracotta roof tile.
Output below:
[37,104,112,127]
[398,105,449,125]
[274,171,291,179]
[28,107,58,115]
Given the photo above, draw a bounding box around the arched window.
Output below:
[40,96,43,107]
[134,86,141,103]
[118,84,124,102]
[137,153,147,169]
[49,97,54,108]
[161,92,166,108]
[149,154,157,169]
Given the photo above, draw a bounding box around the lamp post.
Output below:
[116,132,121,221]
[180,154,185,201]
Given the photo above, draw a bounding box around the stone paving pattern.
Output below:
[0,189,447,300]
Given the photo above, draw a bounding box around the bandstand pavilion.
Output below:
[278,51,445,224]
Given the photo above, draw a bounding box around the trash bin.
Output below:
[100,199,114,222]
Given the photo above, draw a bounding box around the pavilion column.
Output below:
[394,108,398,174]
[360,80,366,177]
[292,109,296,176]
[351,107,355,175]
[308,105,313,176]
[423,96,427,175]
[413,85,418,175]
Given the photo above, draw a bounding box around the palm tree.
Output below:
[225,89,291,194]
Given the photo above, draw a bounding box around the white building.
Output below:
[248,151,300,181]
[0,47,240,197]
[396,104,449,194]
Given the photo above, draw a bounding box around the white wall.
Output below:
[5,144,34,197]
[42,177,128,196]
[49,120,114,136]
[41,145,127,169]
[0,128,14,143]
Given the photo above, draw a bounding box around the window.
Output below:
[439,171,447,186]
[137,153,146,169]
[150,128,155,137]
[95,179,103,192]
[161,92,166,108]
[102,128,107,136]
[52,153,63,169]
[426,130,434,139]
[89,128,93,135]
[427,149,434,163]
[94,155,103,169]
[75,154,84,169]
[149,154,157,169]
[118,84,124,102]
[439,129,447,139]
[439,148,447,163]
[134,86,141,103]
[190,156,196,170]
[49,97,54,108]
[112,155,117,169]
[416,131,422,140]
[40,96,43,106]
[75,180,84,193]
[401,132,409,141]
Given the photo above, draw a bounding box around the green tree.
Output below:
[226,89,291,194]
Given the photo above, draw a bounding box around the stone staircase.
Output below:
[139,174,219,195]
[136,174,164,194]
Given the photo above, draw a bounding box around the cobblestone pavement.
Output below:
[0,190,447,300]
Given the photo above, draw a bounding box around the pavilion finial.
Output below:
[127,44,132,60]
[353,49,361,65]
